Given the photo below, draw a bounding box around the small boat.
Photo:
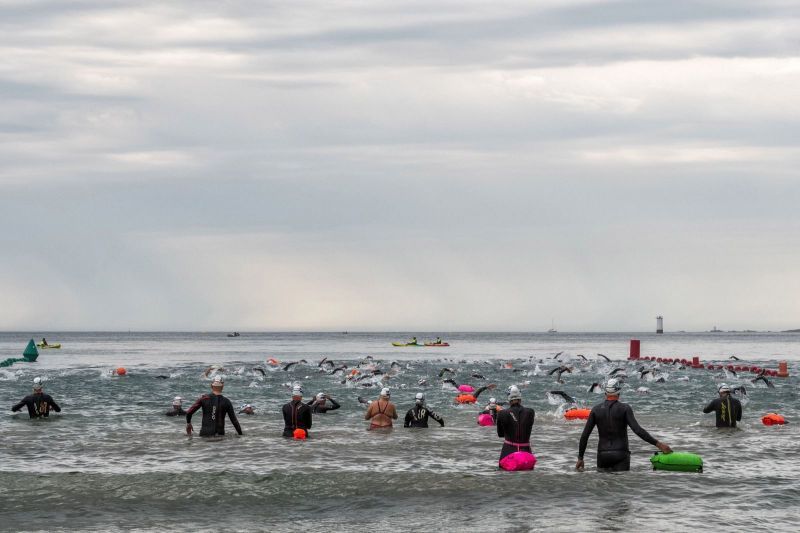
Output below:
[36,343,61,349]
[392,342,420,347]
[547,319,557,333]
[424,342,450,347]
[227,332,241,337]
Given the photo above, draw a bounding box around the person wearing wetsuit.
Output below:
[576,378,671,472]
[186,376,243,437]
[404,393,445,428]
[365,388,398,429]
[165,396,186,416]
[12,378,61,419]
[496,386,534,460]
[283,385,312,437]
[703,383,742,428]
[307,392,340,414]
[479,397,505,424]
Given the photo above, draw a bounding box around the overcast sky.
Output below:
[1,0,799,331]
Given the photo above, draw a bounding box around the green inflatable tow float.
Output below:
[651,451,703,473]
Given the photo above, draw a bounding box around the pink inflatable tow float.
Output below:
[499,452,537,471]
[458,384,474,393]
[477,413,494,426]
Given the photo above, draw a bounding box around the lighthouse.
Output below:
[656,316,664,334]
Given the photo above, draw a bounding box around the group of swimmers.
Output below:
[10,373,746,472]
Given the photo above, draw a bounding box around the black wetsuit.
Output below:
[165,406,186,417]
[480,406,502,423]
[12,393,61,419]
[186,394,242,437]
[282,399,312,437]
[578,399,658,471]
[306,398,340,414]
[703,396,742,428]
[404,404,444,428]
[496,403,535,460]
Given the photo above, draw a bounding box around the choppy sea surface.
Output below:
[1,331,798,532]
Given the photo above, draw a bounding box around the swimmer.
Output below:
[479,397,505,424]
[12,377,61,419]
[548,365,573,384]
[282,385,312,437]
[576,378,671,472]
[404,393,444,428]
[364,388,398,429]
[496,386,535,461]
[239,404,256,415]
[307,392,340,414]
[186,376,243,437]
[203,365,225,378]
[702,383,742,428]
[597,353,610,361]
[165,396,186,416]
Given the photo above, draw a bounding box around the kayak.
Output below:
[392,342,420,347]
[36,343,61,349]
[424,343,450,347]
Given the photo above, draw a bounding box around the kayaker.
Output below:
[365,388,398,429]
[165,396,186,416]
[307,392,340,414]
[12,377,61,419]
[282,385,312,437]
[185,376,243,437]
[496,386,534,461]
[409,337,418,345]
[576,378,671,472]
[404,393,444,428]
[41,338,48,346]
[435,337,442,344]
[702,383,742,428]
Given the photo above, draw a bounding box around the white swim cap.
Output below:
[33,377,43,390]
[316,392,326,400]
[415,392,424,402]
[243,403,253,409]
[380,387,390,397]
[605,378,622,394]
[507,386,522,401]
[488,397,496,404]
[292,385,303,397]
[211,376,224,385]
[718,383,731,393]
[172,396,183,406]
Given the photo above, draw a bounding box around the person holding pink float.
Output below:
[495,386,536,471]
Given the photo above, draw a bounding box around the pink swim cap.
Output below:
[458,384,475,393]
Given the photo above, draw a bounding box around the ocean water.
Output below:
[1,332,798,532]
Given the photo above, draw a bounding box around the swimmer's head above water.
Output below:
[507,386,522,403]
[604,378,622,397]
[33,377,43,391]
[415,392,424,405]
[380,387,391,399]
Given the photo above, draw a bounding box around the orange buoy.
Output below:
[456,394,477,404]
[762,413,786,426]
[564,408,591,420]
[115,367,127,376]
[293,428,307,440]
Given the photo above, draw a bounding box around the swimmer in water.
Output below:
[576,378,671,472]
[404,393,444,428]
[282,385,312,438]
[479,397,505,424]
[165,396,186,416]
[496,386,534,461]
[702,383,742,428]
[307,392,340,414]
[365,387,398,429]
[12,377,61,419]
[239,404,256,415]
[185,376,243,437]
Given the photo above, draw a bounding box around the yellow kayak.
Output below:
[36,343,61,349]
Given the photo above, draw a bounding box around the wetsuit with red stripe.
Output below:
[186,394,242,437]
[282,399,312,437]
[496,403,535,460]
[578,399,657,471]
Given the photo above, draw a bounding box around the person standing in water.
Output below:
[404,393,444,428]
[479,397,504,424]
[165,396,186,416]
[496,386,534,461]
[282,385,312,437]
[576,378,671,472]
[307,392,340,414]
[702,383,742,428]
[365,388,398,429]
[12,377,61,419]
[186,376,243,437]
